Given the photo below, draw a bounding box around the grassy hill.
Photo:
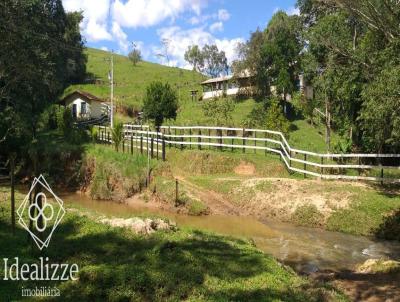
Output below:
[65,48,206,111]
[66,48,336,152]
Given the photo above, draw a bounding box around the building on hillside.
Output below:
[299,74,314,100]
[200,71,313,100]
[59,90,110,120]
[200,71,253,100]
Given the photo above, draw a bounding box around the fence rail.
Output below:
[97,124,400,183]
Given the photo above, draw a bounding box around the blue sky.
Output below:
[62,0,298,68]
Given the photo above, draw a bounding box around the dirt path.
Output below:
[175,176,241,216]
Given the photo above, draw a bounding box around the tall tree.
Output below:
[128,48,142,66]
[184,45,204,73]
[261,11,302,113]
[201,45,228,78]
[0,0,86,235]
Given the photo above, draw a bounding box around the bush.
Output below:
[82,145,151,201]
[143,81,178,127]
[291,205,323,227]
[111,122,124,152]
[265,98,291,135]
[202,97,235,126]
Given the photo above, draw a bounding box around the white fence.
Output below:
[97,124,400,183]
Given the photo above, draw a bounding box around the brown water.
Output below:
[61,192,400,274]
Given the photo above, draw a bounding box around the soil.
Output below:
[121,161,400,302]
[175,176,240,216]
[234,161,256,175]
[311,270,400,302]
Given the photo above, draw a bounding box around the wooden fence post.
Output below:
[140,135,143,154]
[169,126,171,149]
[175,179,179,206]
[189,128,192,149]
[254,131,256,154]
[162,135,166,161]
[242,128,246,153]
[107,132,110,144]
[304,154,307,178]
[151,137,154,158]
[131,136,133,154]
[265,133,267,156]
[321,157,324,176]
[219,129,223,151]
[209,129,211,150]
[198,129,202,150]
[381,168,384,185]
[180,129,183,150]
[156,132,159,160]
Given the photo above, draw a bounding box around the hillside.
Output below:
[65,48,336,152]
[64,48,206,111]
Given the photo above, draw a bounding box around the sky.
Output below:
[62,0,298,69]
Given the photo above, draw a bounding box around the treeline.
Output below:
[0,0,87,232]
[233,0,400,153]
[0,0,86,168]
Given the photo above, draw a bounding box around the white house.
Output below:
[200,71,313,100]
[59,90,109,120]
[200,71,253,100]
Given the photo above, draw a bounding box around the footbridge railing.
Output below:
[97,124,400,183]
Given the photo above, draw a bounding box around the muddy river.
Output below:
[61,193,400,274]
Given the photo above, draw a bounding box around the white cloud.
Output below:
[156,26,244,69]
[272,6,300,16]
[62,0,112,42]
[132,41,151,60]
[287,7,300,16]
[218,9,230,21]
[111,22,129,53]
[100,46,109,51]
[112,0,208,28]
[189,16,201,25]
[209,22,223,33]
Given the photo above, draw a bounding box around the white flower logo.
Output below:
[17,175,65,250]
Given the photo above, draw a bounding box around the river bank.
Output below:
[0,187,346,301]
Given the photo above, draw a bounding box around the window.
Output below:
[81,102,87,115]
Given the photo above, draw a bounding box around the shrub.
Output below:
[111,122,124,152]
[265,98,291,135]
[143,81,178,127]
[291,205,323,227]
[202,97,235,126]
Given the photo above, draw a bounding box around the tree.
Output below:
[184,45,204,72]
[260,11,302,111]
[184,44,229,78]
[0,0,86,237]
[128,48,142,66]
[359,66,400,153]
[232,29,265,98]
[202,44,229,78]
[202,98,235,126]
[143,82,178,127]
[265,98,291,135]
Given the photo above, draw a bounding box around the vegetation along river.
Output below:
[62,192,400,274]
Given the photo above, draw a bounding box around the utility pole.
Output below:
[109,50,114,128]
